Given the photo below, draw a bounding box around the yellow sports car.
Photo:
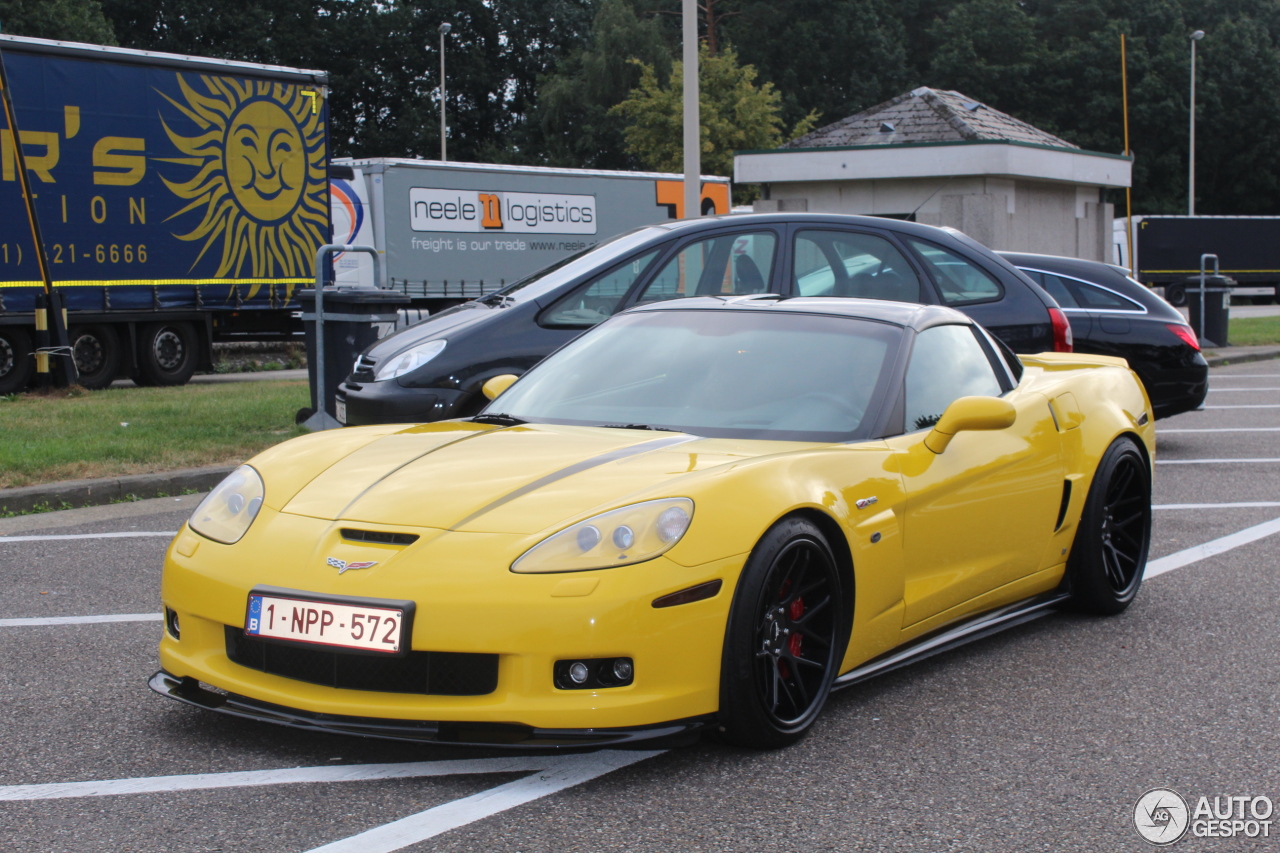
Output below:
[152,297,1155,748]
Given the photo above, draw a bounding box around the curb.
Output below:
[1204,346,1280,367]
[0,465,234,515]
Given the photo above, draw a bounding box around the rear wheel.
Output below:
[1164,285,1187,307]
[70,324,122,390]
[0,325,33,395]
[136,321,197,386]
[719,517,844,748]
[1067,436,1151,614]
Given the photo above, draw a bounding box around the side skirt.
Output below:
[832,591,1071,691]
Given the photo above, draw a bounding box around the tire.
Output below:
[136,321,197,386]
[1067,436,1152,615]
[70,324,122,390]
[0,325,34,395]
[1165,285,1187,307]
[718,517,845,748]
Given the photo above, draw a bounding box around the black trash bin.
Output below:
[1184,275,1234,348]
[297,287,411,425]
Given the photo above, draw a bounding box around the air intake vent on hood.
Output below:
[341,528,420,546]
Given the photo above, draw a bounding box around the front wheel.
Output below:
[719,517,844,748]
[1067,436,1152,614]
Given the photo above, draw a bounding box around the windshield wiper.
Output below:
[471,413,527,426]
[595,423,679,432]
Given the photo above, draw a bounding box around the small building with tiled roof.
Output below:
[735,87,1132,261]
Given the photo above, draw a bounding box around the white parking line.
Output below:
[1156,458,1280,464]
[0,532,176,543]
[1154,502,1280,510]
[0,757,551,801]
[304,751,663,853]
[1158,427,1280,433]
[0,613,162,627]
[1145,515,1280,579]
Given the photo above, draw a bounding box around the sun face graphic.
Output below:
[157,74,327,294]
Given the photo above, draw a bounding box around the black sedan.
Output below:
[338,214,1072,425]
[999,252,1208,419]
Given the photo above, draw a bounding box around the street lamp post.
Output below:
[439,22,452,162]
[682,0,699,219]
[1189,29,1204,215]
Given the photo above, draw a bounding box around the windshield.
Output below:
[490,309,901,442]
[481,226,668,304]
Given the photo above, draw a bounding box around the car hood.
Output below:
[273,422,818,535]
[364,302,498,360]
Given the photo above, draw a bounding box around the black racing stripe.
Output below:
[448,434,698,530]
[335,426,498,520]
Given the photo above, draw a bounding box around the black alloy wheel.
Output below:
[1067,436,1151,614]
[136,321,197,386]
[70,325,121,390]
[0,325,34,395]
[719,517,844,748]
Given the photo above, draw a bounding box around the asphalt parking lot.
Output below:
[2,359,1278,852]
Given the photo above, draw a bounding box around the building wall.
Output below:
[753,177,1113,262]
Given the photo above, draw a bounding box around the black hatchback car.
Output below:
[338,214,1072,425]
[999,252,1208,419]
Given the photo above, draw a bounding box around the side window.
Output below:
[904,325,1004,432]
[541,250,661,327]
[906,239,1003,305]
[793,230,923,302]
[1036,273,1081,308]
[1070,280,1142,311]
[637,231,777,305]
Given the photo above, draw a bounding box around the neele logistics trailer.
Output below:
[329,158,732,306]
[0,34,330,392]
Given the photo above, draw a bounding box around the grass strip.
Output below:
[0,381,309,488]
[1227,315,1280,347]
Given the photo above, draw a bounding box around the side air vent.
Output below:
[1054,480,1073,531]
[341,528,420,546]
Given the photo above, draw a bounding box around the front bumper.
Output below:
[150,671,713,749]
[159,519,742,737]
[337,379,469,426]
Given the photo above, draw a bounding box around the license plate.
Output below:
[334,399,347,424]
[245,592,405,653]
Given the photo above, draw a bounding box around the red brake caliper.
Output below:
[787,596,804,658]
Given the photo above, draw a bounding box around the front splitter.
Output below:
[149,670,713,750]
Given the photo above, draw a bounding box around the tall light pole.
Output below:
[682,0,699,219]
[1188,29,1204,215]
[439,22,452,162]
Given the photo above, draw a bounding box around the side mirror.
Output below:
[481,374,519,401]
[924,396,1016,453]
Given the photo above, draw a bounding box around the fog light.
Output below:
[612,658,633,681]
[165,607,180,640]
[568,662,589,684]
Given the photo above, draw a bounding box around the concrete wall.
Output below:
[753,177,1113,262]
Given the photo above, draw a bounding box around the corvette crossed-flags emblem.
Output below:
[327,557,378,574]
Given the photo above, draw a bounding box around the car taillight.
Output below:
[1049,308,1073,353]
[1166,323,1201,351]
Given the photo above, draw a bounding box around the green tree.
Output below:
[611,44,817,182]
[0,0,116,43]
[532,0,673,169]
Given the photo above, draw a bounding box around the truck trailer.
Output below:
[329,158,732,310]
[1113,215,1280,305]
[0,34,330,392]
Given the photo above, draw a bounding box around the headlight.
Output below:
[511,498,694,573]
[374,339,447,381]
[188,465,264,544]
